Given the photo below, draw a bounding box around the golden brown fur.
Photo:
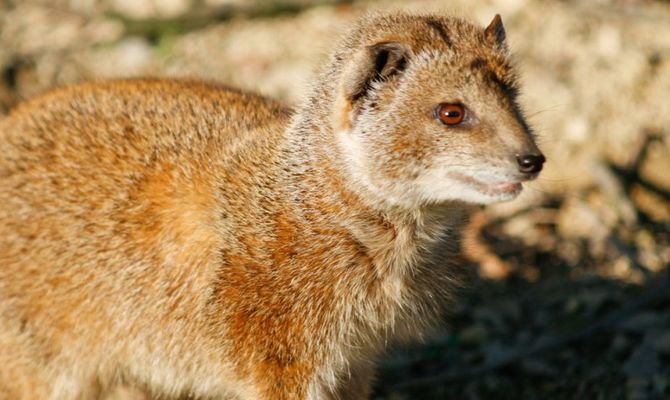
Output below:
[0,13,543,399]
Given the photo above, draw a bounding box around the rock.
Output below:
[610,334,631,358]
[623,344,660,378]
[556,197,612,255]
[627,377,652,400]
[459,323,490,345]
[578,289,610,314]
[85,37,155,78]
[482,342,517,365]
[623,330,667,379]
[563,297,581,314]
[111,0,192,19]
[619,312,667,334]
[521,358,558,377]
[651,330,670,357]
[652,374,669,397]
[473,306,507,332]
[637,107,670,197]
[497,299,523,323]
[594,24,622,59]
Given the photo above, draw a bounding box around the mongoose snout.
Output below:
[0,12,542,400]
[516,153,546,174]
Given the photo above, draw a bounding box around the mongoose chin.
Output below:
[0,12,543,400]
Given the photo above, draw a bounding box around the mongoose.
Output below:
[0,13,544,400]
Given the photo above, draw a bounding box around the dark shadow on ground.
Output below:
[373,205,670,399]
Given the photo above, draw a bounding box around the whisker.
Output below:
[525,104,569,119]
[533,175,582,183]
[523,184,592,203]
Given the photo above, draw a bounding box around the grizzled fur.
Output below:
[0,13,542,399]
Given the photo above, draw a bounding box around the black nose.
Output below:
[516,154,545,174]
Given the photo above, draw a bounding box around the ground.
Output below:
[1,0,669,398]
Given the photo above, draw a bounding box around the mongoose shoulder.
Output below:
[0,13,544,400]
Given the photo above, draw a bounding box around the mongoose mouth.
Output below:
[488,181,522,194]
[449,172,523,197]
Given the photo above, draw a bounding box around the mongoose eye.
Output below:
[435,103,465,126]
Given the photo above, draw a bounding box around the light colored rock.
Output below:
[110,0,192,19]
[84,37,155,78]
[110,0,155,19]
[595,24,622,58]
[204,0,248,6]
[557,197,609,241]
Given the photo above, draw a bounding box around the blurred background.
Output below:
[1,0,669,398]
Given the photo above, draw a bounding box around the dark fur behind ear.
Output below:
[342,41,411,102]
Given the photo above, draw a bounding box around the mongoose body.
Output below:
[0,14,544,399]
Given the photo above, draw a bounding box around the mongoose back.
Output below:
[0,13,544,400]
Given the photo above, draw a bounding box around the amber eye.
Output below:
[435,103,465,126]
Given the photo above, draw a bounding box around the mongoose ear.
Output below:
[334,41,411,131]
[484,14,506,47]
[341,41,411,102]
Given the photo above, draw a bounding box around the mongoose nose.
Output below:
[516,154,545,174]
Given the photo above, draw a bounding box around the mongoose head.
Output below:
[327,14,545,208]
